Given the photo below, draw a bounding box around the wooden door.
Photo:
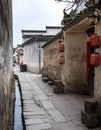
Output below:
[87,41,94,96]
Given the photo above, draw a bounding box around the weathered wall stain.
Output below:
[0,0,13,130]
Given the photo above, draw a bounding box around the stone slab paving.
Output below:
[14,66,101,130]
[26,123,52,130]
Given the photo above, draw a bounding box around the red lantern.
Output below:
[58,56,64,64]
[90,34,101,48]
[58,44,64,52]
[90,53,100,67]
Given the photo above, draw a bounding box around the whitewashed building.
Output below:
[22,26,62,74]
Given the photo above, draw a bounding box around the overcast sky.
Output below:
[12,0,66,47]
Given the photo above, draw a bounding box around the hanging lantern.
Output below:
[58,44,64,52]
[90,34,101,48]
[90,53,100,67]
[88,13,97,25]
[88,9,100,26]
[58,56,64,64]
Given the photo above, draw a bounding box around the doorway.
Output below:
[86,27,95,96]
[87,41,94,96]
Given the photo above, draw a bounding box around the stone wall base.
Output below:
[6,78,15,130]
[53,80,64,94]
[81,98,101,128]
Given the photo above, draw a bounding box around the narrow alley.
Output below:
[1,0,101,130]
[14,66,100,130]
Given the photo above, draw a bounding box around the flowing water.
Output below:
[13,80,23,130]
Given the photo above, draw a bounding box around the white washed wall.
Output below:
[45,28,62,35]
[24,41,44,73]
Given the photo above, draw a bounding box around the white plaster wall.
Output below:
[23,32,44,36]
[45,28,62,35]
[23,38,31,42]
[62,31,88,92]
[94,10,101,98]
[24,41,44,73]
[22,28,62,38]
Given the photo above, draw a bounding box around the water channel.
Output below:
[13,80,24,130]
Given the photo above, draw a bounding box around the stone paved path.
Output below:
[14,66,100,130]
